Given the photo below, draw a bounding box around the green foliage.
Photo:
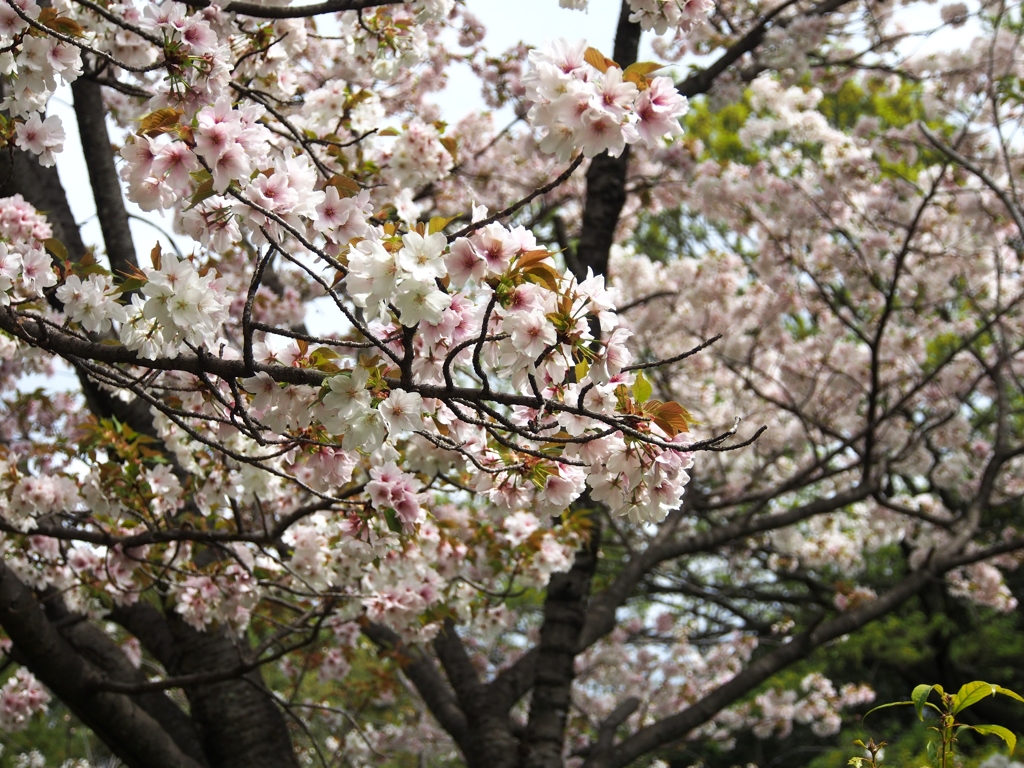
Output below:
[0,704,112,767]
[854,682,1024,768]
[684,97,757,164]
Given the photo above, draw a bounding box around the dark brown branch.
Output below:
[577,484,875,652]
[433,619,522,768]
[72,77,139,278]
[449,154,585,242]
[362,621,470,747]
[0,564,204,768]
[188,0,397,19]
[523,513,603,768]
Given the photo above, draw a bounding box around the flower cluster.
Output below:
[523,39,690,160]
[0,9,82,117]
[121,252,230,358]
[557,0,714,34]
[137,3,230,111]
[748,674,876,739]
[55,274,127,333]
[173,564,259,631]
[13,113,64,167]
[0,195,58,307]
[0,669,49,732]
[627,0,714,35]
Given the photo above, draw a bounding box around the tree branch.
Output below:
[71,77,139,278]
[0,564,204,768]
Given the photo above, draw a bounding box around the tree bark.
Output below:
[71,76,139,277]
[0,565,204,768]
[522,516,602,768]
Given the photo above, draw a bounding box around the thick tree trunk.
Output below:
[0,566,205,768]
[114,603,301,768]
[522,517,602,768]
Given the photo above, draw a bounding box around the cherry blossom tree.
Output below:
[0,0,1022,766]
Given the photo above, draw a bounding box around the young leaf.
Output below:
[383,507,403,534]
[952,681,998,714]
[623,61,666,78]
[428,216,456,235]
[996,686,1024,705]
[584,46,613,73]
[574,358,590,383]
[38,8,84,37]
[633,371,653,404]
[522,263,561,292]
[309,347,340,366]
[137,108,183,138]
[326,174,361,198]
[912,684,940,721]
[439,136,458,161]
[864,700,914,721]
[186,177,216,211]
[514,250,550,270]
[114,277,147,296]
[966,724,1017,754]
[43,238,68,261]
[651,400,692,437]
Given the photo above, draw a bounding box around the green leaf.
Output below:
[967,724,1017,754]
[114,277,147,295]
[864,700,913,721]
[186,177,216,211]
[913,684,938,721]
[953,681,998,714]
[428,216,456,235]
[633,371,652,404]
[309,347,339,363]
[997,686,1024,705]
[43,238,68,261]
[383,507,402,534]
[574,358,589,383]
[310,347,341,372]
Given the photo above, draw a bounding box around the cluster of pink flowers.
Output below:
[173,564,258,631]
[0,669,49,732]
[367,462,426,527]
[0,195,57,308]
[0,7,81,119]
[137,2,229,111]
[559,0,713,35]
[6,474,80,533]
[748,674,876,739]
[523,38,690,160]
[948,562,1019,613]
